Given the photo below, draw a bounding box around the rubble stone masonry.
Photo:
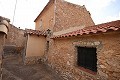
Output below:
[0,33,5,77]
[54,0,95,32]
[45,31,120,80]
[4,24,26,55]
[35,0,94,33]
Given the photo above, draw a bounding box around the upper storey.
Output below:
[34,0,95,33]
[34,0,55,31]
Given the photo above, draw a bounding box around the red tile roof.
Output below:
[25,29,46,36]
[52,20,120,38]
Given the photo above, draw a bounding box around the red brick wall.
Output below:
[46,31,120,80]
[54,0,95,32]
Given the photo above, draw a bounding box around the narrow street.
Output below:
[2,55,63,80]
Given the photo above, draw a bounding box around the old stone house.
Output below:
[0,0,119,80]
[23,0,120,80]
[0,0,118,80]
[0,16,10,78]
[24,0,94,63]
[51,20,120,80]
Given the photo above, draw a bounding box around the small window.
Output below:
[40,19,42,28]
[77,47,97,72]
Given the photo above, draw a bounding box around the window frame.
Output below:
[73,41,102,75]
[77,46,97,72]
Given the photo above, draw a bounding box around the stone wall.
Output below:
[35,0,94,33]
[0,33,4,59]
[45,31,120,80]
[24,56,42,65]
[54,0,94,32]
[0,33,5,78]
[4,24,26,55]
[35,0,55,31]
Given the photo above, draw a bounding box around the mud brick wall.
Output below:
[54,0,94,32]
[46,31,120,80]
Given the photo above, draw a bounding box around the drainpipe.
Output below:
[0,17,9,79]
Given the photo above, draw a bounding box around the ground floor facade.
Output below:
[23,20,120,80]
[45,31,120,80]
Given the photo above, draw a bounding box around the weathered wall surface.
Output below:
[0,33,5,76]
[25,34,46,64]
[54,0,94,32]
[35,1,55,31]
[4,24,26,55]
[46,31,120,80]
[0,24,8,34]
[0,33,4,57]
[35,0,94,33]
[5,24,25,47]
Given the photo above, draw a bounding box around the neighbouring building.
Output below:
[4,24,26,56]
[0,16,9,78]
[0,16,26,66]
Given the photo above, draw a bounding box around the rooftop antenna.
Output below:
[12,0,17,25]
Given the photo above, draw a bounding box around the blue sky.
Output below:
[0,0,120,29]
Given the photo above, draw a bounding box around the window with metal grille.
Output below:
[77,47,97,72]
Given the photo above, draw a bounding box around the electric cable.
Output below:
[12,0,17,24]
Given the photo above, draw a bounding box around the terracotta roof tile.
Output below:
[25,29,47,36]
[52,20,120,38]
